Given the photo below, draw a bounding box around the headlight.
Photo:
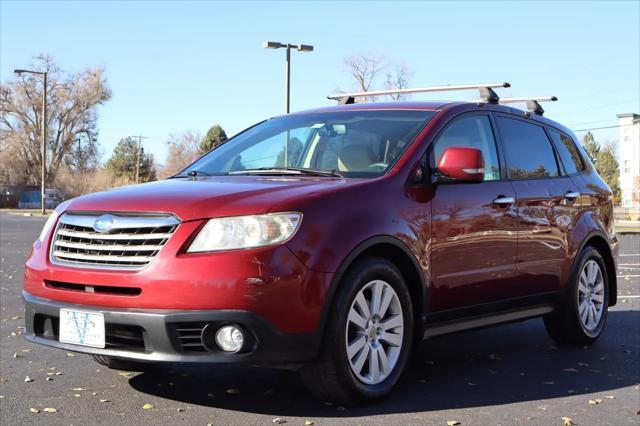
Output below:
[187,212,302,252]
[37,211,59,243]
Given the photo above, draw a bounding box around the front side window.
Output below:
[181,110,435,179]
[549,129,585,175]
[497,117,559,179]
[432,115,501,181]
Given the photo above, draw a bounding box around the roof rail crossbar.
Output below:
[498,96,558,116]
[328,82,511,105]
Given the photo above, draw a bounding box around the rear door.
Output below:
[429,112,519,310]
[495,115,581,294]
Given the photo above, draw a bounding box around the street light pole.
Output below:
[129,135,147,184]
[14,68,48,215]
[263,41,314,114]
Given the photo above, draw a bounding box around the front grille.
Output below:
[50,213,179,269]
[170,322,208,353]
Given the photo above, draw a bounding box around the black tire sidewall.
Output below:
[570,247,609,339]
[328,257,414,401]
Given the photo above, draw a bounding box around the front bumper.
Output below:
[23,291,320,364]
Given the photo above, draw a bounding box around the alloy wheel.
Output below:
[578,260,605,332]
[345,280,404,385]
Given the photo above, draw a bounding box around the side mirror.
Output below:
[437,147,485,183]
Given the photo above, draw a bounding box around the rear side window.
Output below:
[433,115,501,181]
[548,129,585,175]
[496,117,559,179]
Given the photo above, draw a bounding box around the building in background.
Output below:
[617,113,640,208]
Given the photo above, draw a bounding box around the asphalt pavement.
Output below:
[0,213,638,425]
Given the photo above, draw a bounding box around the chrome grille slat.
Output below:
[54,240,165,252]
[50,213,179,270]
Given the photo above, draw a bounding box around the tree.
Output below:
[343,54,386,102]
[165,131,201,177]
[199,125,227,153]
[275,137,303,167]
[106,137,156,184]
[597,143,621,204]
[581,132,599,165]
[385,64,412,100]
[0,55,111,186]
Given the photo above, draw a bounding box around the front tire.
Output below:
[544,246,609,345]
[301,257,414,404]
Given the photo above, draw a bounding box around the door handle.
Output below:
[493,196,515,206]
[565,191,580,200]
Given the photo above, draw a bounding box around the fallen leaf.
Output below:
[12,352,21,359]
[176,408,185,412]
[563,368,578,373]
[467,382,477,386]
[226,388,240,395]
[118,372,134,378]
[567,390,577,394]
[67,353,75,357]
[447,421,461,426]
[45,377,53,381]
[30,408,40,413]
[46,372,55,376]
[142,403,154,410]
[72,387,86,391]
[272,418,286,424]
[562,417,575,426]
[22,349,31,352]
[588,398,603,405]
[543,381,555,385]
[24,376,33,382]
[99,399,110,403]
[336,406,346,411]
[43,407,57,413]
[10,316,20,320]
[577,362,589,367]
[55,372,62,376]
[605,395,615,399]
[305,421,314,426]
[73,394,80,397]
[48,367,56,371]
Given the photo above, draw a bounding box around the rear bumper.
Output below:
[23,291,320,364]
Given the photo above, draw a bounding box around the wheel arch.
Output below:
[317,236,426,347]
[578,232,617,307]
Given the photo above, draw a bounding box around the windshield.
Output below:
[180,110,435,178]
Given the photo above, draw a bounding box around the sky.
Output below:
[1,0,639,164]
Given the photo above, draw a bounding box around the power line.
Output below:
[573,123,636,132]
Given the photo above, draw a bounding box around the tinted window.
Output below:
[497,117,559,179]
[549,129,585,174]
[433,115,501,181]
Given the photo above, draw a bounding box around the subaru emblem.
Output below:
[93,214,115,233]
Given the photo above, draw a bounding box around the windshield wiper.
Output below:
[168,170,211,178]
[229,167,343,178]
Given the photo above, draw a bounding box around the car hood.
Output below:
[62,176,354,221]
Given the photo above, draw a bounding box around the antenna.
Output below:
[328,82,511,105]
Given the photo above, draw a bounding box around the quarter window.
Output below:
[549,129,585,175]
[496,117,559,179]
[433,115,501,181]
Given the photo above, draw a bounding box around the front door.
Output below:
[429,113,519,311]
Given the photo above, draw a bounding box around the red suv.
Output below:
[23,84,618,404]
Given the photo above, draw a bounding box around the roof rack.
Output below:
[327,82,510,105]
[497,96,558,116]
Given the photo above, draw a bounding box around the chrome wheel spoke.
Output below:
[579,300,589,322]
[379,331,402,347]
[377,345,390,375]
[354,292,371,319]
[370,281,384,316]
[592,293,604,304]
[347,335,367,359]
[351,343,369,375]
[369,346,380,382]
[378,288,393,318]
[348,309,368,330]
[381,314,403,331]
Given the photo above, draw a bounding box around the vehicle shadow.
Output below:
[129,310,640,417]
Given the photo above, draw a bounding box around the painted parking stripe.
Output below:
[616,275,640,278]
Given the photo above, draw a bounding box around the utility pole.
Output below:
[132,135,148,184]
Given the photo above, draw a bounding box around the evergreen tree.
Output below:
[106,137,156,184]
[199,125,228,153]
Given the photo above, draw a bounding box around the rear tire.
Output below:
[544,246,609,345]
[90,355,151,371]
[301,257,414,405]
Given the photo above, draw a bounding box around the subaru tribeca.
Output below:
[23,83,618,404]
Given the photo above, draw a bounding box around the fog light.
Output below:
[215,325,244,352]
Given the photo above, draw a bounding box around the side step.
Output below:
[423,305,554,339]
